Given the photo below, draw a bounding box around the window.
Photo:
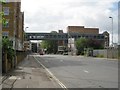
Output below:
[101,36,104,39]
[93,35,96,38]
[2,32,9,37]
[3,7,9,15]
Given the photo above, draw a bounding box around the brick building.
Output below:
[2,0,24,51]
[67,26,109,48]
[67,26,99,34]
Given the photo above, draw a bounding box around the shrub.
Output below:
[96,54,104,58]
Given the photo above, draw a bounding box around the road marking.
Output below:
[34,57,68,90]
[45,60,48,62]
[60,60,63,62]
[17,77,21,80]
[9,76,17,80]
[84,70,89,73]
[26,85,29,88]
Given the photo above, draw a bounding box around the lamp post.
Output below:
[109,16,113,47]
[68,32,73,55]
[25,27,29,31]
[24,27,29,59]
[24,27,29,41]
[109,16,114,58]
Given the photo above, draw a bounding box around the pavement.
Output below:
[2,54,61,89]
[71,55,118,61]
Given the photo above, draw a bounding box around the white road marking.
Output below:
[9,76,22,80]
[45,60,48,62]
[17,77,21,80]
[9,76,17,80]
[26,85,29,88]
[60,60,63,62]
[34,57,68,90]
[84,70,89,73]
[18,67,23,69]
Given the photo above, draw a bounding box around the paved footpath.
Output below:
[2,54,61,89]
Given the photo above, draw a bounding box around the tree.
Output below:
[2,37,15,73]
[75,38,88,55]
[0,0,6,4]
[87,39,104,49]
[41,40,58,54]
[75,38,104,55]
[40,31,58,54]
[0,11,7,26]
[2,37,15,61]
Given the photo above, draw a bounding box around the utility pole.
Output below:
[109,16,113,47]
[24,27,29,59]
[109,16,114,58]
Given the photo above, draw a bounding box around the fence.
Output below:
[93,48,118,59]
[2,51,28,73]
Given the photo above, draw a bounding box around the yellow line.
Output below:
[34,56,68,90]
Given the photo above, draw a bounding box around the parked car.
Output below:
[39,51,44,55]
[63,52,68,55]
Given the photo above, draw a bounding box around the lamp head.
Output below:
[109,16,112,18]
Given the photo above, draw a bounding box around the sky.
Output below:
[21,0,119,44]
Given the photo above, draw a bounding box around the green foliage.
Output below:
[0,12,7,26]
[2,37,15,61]
[75,38,104,55]
[87,39,104,49]
[96,54,104,58]
[41,40,49,49]
[75,38,88,55]
[40,31,58,54]
[7,47,15,61]
[0,0,6,4]
[41,40,58,54]
[0,12,4,17]
[2,17,7,26]
[2,37,12,51]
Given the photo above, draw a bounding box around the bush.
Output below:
[7,48,15,62]
[96,54,104,58]
[2,37,15,61]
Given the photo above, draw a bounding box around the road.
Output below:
[34,54,119,88]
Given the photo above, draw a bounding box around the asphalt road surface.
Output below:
[34,54,119,88]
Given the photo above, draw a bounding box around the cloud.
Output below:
[21,0,119,43]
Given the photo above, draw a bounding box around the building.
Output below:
[67,26,99,34]
[2,1,24,51]
[67,26,109,48]
[58,30,68,53]
[58,30,64,46]
[102,31,109,48]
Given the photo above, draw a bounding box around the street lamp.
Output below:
[24,27,29,59]
[109,16,113,47]
[109,16,114,58]
[25,27,29,32]
[24,27,29,41]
